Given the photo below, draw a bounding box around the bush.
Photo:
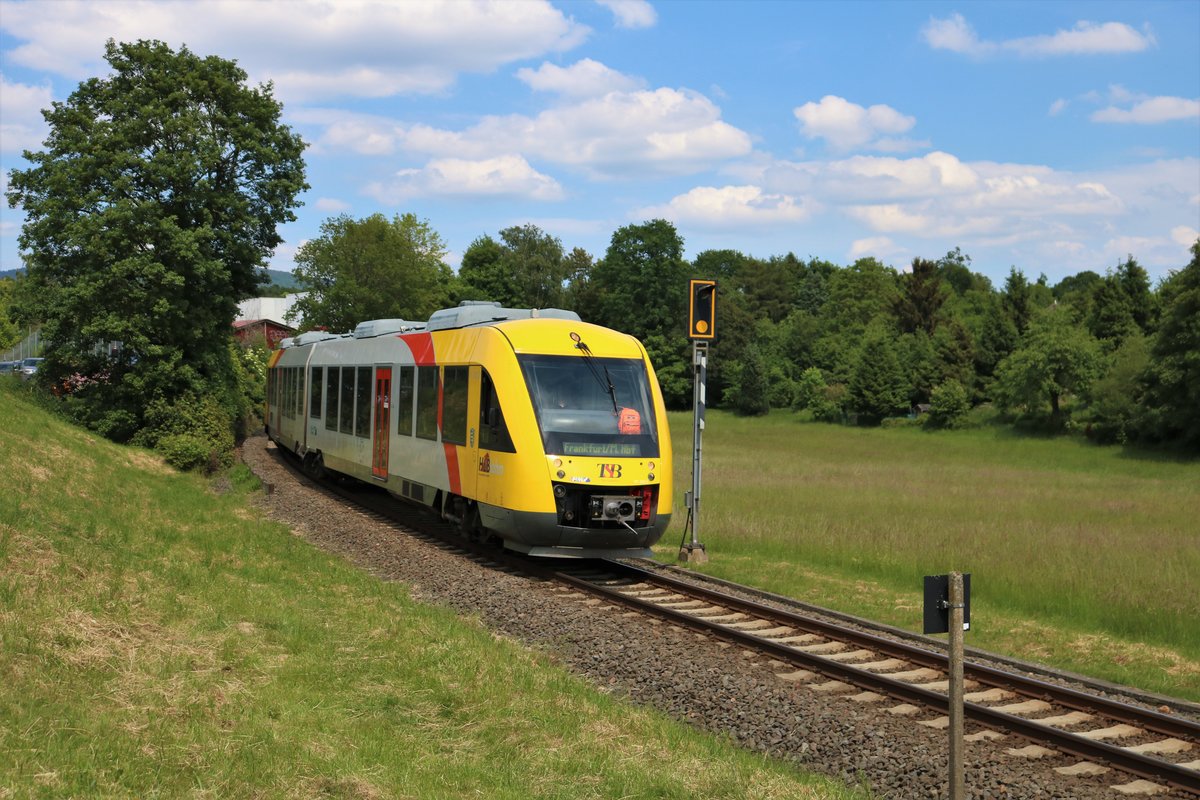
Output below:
[925,379,971,429]
[156,434,216,472]
[792,367,825,411]
[811,382,848,423]
[132,392,236,473]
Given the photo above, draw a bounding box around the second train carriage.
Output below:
[265,302,673,558]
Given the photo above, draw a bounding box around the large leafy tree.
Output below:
[1136,240,1200,448]
[590,220,689,406]
[6,39,307,440]
[289,213,452,331]
[994,307,1103,426]
[458,224,569,309]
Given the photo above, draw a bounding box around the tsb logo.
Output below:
[599,463,623,479]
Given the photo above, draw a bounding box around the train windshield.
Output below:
[518,354,659,458]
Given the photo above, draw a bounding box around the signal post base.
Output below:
[678,544,708,564]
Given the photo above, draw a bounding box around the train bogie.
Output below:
[266,303,673,558]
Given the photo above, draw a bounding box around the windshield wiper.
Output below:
[575,340,619,414]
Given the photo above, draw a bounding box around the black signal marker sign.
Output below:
[689,279,717,340]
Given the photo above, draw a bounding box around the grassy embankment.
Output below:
[657,410,1200,701]
[0,382,867,799]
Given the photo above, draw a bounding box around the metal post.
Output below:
[679,341,708,563]
[948,571,965,800]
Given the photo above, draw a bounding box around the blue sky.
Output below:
[2,0,1197,286]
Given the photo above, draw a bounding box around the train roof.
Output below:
[426,301,580,332]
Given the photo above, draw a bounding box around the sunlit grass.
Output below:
[0,384,867,799]
[660,411,1200,700]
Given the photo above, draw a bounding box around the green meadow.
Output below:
[0,383,866,799]
[658,410,1200,701]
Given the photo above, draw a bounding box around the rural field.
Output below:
[657,410,1200,701]
[0,383,866,799]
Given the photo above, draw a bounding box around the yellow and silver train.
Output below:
[266,301,673,558]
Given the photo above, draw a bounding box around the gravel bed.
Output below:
[240,435,1187,799]
[643,563,1200,725]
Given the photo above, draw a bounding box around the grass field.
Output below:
[657,411,1200,701]
[0,383,866,799]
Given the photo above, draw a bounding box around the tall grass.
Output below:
[0,383,865,799]
[661,411,1200,700]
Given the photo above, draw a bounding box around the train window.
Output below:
[415,365,438,440]
[325,367,339,431]
[285,367,294,419]
[355,366,371,438]
[441,366,468,446]
[310,367,323,419]
[519,354,659,458]
[479,369,515,453]
[396,366,414,436]
[296,367,305,418]
[339,366,355,434]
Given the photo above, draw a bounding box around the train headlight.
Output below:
[556,470,566,479]
[553,458,563,468]
[553,484,567,499]
[648,473,655,480]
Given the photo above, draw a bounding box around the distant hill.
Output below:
[263,268,300,290]
[1,266,299,291]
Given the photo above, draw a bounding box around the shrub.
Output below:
[925,380,971,429]
[132,392,235,473]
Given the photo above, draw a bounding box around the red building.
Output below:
[233,318,295,349]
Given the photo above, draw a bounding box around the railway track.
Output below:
[266,444,1200,796]
[546,560,1200,797]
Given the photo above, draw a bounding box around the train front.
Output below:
[500,320,673,558]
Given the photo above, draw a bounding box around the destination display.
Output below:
[562,442,640,457]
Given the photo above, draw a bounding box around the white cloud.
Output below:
[516,59,644,97]
[848,237,903,261]
[0,73,53,153]
[1171,226,1199,247]
[596,0,657,29]
[1049,99,1068,116]
[1091,96,1200,124]
[638,185,816,228]
[922,14,987,55]
[793,95,917,152]
[314,197,352,213]
[0,0,591,101]
[361,87,752,178]
[365,155,563,204]
[923,14,1154,58]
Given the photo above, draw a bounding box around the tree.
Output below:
[0,278,20,352]
[731,345,770,416]
[894,257,947,335]
[457,224,569,309]
[1002,268,1034,336]
[1136,240,1200,448]
[457,234,510,305]
[289,213,452,332]
[994,307,1103,426]
[848,321,908,424]
[591,220,689,406]
[6,39,306,442]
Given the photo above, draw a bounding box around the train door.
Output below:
[372,366,391,480]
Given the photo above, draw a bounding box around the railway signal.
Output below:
[688,279,717,340]
[681,280,716,564]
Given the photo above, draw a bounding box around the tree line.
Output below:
[290,212,1200,451]
[3,39,1197,473]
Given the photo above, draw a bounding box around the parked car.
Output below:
[0,361,15,375]
[19,357,43,379]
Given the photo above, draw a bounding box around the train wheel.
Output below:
[462,502,483,542]
[304,452,327,481]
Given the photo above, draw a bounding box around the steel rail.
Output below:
[562,562,1200,795]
